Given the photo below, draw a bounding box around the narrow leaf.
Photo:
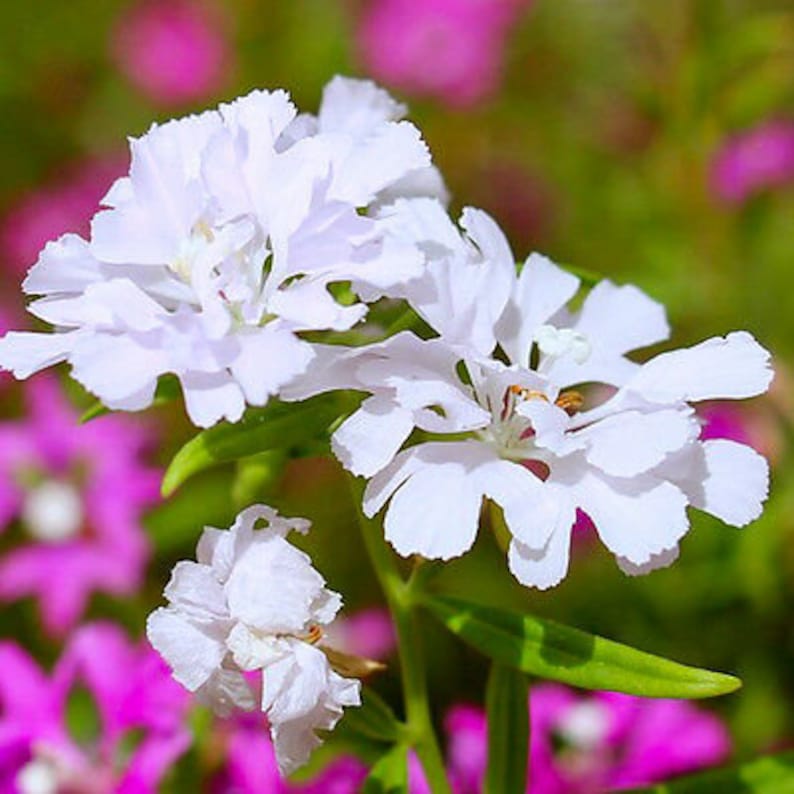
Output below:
[424,595,740,699]
[626,751,794,793]
[161,394,343,496]
[363,744,409,794]
[484,663,528,794]
[339,686,404,744]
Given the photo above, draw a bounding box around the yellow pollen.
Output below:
[508,385,549,402]
[555,390,584,413]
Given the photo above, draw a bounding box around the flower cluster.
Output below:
[0,75,774,778]
[0,77,443,427]
[147,505,361,775]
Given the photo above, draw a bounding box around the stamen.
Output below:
[304,624,323,645]
[555,390,584,414]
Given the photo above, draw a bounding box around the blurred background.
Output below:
[0,0,793,790]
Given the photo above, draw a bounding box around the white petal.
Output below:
[23,234,102,295]
[380,443,489,560]
[230,328,314,406]
[225,536,332,634]
[508,527,573,590]
[180,371,246,428]
[163,561,228,624]
[625,332,773,404]
[476,458,568,549]
[616,547,680,577]
[677,440,769,528]
[574,281,669,354]
[70,332,167,406]
[328,121,430,205]
[577,472,690,566]
[0,331,78,379]
[579,408,698,477]
[318,76,406,134]
[497,253,580,367]
[332,396,415,477]
[146,608,226,692]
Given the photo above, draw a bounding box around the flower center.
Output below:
[170,221,215,283]
[16,759,59,794]
[558,701,610,750]
[22,480,84,543]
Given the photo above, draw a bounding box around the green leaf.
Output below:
[423,595,741,699]
[363,744,409,794]
[339,686,405,744]
[161,394,344,496]
[80,375,181,423]
[484,663,529,794]
[625,751,794,793]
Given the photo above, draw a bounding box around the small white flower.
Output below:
[0,78,437,427]
[146,505,361,775]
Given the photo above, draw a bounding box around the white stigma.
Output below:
[22,480,84,543]
[16,759,59,794]
[535,325,591,364]
[558,701,610,749]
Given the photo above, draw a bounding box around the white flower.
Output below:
[0,78,436,427]
[309,204,773,587]
[146,505,361,775]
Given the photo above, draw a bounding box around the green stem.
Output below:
[347,475,452,794]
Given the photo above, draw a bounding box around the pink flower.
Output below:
[111,0,230,106]
[0,376,160,635]
[710,120,794,204]
[357,0,531,107]
[0,622,190,793]
[325,607,397,660]
[0,158,123,275]
[442,684,731,792]
[211,714,367,793]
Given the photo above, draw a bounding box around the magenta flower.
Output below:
[0,158,123,276]
[357,0,531,107]
[0,376,159,635]
[325,607,397,661]
[111,0,230,106]
[0,622,190,793]
[442,684,731,792]
[710,120,794,204]
[211,713,367,793]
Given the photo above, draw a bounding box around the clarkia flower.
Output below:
[147,504,362,775]
[0,622,190,794]
[0,77,437,427]
[0,376,158,634]
[309,200,773,587]
[440,684,730,792]
[710,120,794,204]
[111,0,230,106]
[357,0,531,107]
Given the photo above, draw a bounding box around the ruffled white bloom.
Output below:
[0,77,436,427]
[146,505,361,775]
[307,204,773,587]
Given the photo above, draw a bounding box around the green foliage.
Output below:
[363,744,409,794]
[423,595,740,699]
[162,394,348,496]
[626,751,794,793]
[338,686,405,745]
[484,664,529,794]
